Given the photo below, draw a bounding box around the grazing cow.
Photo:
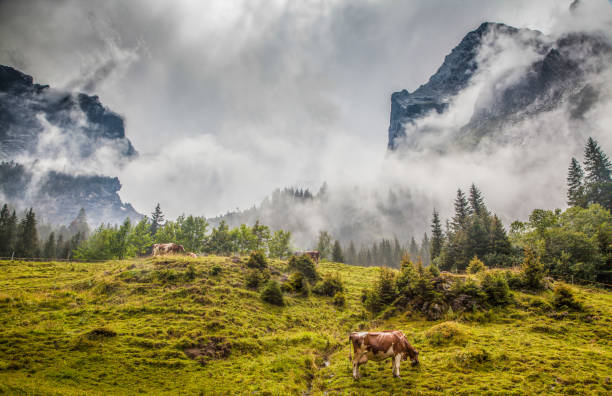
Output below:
[152,243,185,256]
[294,251,320,264]
[349,330,419,379]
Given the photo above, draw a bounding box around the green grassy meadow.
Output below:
[0,257,610,395]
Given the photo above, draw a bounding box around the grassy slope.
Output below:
[0,257,610,395]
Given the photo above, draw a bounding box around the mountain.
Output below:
[387,22,611,150]
[0,65,141,226]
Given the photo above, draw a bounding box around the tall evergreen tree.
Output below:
[567,157,585,207]
[16,208,39,258]
[43,232,56,259]
[468,183,487,216]
[430,209,443,260]
[0,204,17,257]
[68,208,90,238]
[150,203,165,236]
[346,241,357,264]
[584,137,611,184]
[489,215,512,256]
[420,233,430,266]
[316,231,332,259]
[331,240,344,263]
[408,237,419,260]
[452,189,470,231]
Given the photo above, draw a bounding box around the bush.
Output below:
[363,267,397,313]
[287,255,318,281]
[481,272,512,306]
[245,268,269,289]
[521,249,547,290]
[210,265,222,276]
[467,256,487,274]
[261,280,284,306]
[552,283,583,311]
[500,269,523,290]
[312,272,344,296]
[247,251,268,269]
[332,292,346,308]
[425,321,467,346]
[282,272,310,296]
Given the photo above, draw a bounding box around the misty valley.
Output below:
[1,1,612,395]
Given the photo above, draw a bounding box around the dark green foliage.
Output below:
[205,220,233,255]
[210,265,222,276]
[481,272,512,306]
[363,267,398,313]
[332,292,346,308]
[521,249,547,290]
[552,283,583,311]
[467,256,486,274]
[316,231,332,260]
[245,268,269,289]
[567,157,585,207]
[287,255,318,281]
[567,137,612,210]
[452,189,470,231]
[150,203,165,236]
[42,232,56,259]
[331,240,344,263]
[16,208,39,258]
[282,271,306,293]
[260,280,284,306]
[312,272,344,296]
[247,250,268,269]
[430,209,443,260]
[0,204,17,257]
[469,184,488,216]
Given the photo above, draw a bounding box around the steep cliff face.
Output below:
[0,65,141,226]
[387,23,610,151]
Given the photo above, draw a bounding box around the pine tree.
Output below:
[584,137,611,184]
[331,240,344,263]
[346,241,357,264]
[43,232,56,259]
[468,183,487,216]
[489,215,512,256]
[408,237,419,261]
[0,205,17,257]
[150,203,165,236]
[430,209,443,260]
[420,233,431,266]
[68,208,90,238]
[16,208,39,258]
[452,189,470,231]
[316,231,332,259]
[567,157,585,207]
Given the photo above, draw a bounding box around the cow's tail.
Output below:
[348,334,352,362]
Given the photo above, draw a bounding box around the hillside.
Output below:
[0,257,610,395]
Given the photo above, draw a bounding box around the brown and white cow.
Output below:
[349,330,419,379]
[152,243,185,256]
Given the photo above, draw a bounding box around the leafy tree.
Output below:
[176,215,208,252]
[252,220,270,251]
[317,231,332,259]
[16,208,39,258]
[331,240,344,263]
[268,229,292,258]
[155,221,179,244]
[111,219,132,259]
[567,157,585,207]
[521,248,547,290]
[232,224,257,255]
[205,220,233,255]
[128,217,154,256]
[430,209,443,260]
[150,203,165,235]
[73,226,116,260]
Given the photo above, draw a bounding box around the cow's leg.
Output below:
[393,354,402,378]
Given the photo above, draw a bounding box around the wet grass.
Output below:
[0,258,610,395]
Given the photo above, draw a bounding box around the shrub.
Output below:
[500,269,523,290]
[425,321,467,346]
[185,264,197,281]
[552,283,583,311]
[467,256,486,274]
[247,250,268,269]
[287,255,318,281]
[453,347,491,368]
[521,249,547,290]
[481,272,512,306]
[428,264,441,277]
[312,272,344,296]
[261,280,284,306]
[210,265,222,276]
[332,292,346,308]
[363,267,397,313]
[245,269,265,289]
[282,272,310,296]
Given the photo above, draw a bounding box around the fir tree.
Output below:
[68,208,90,238]
[16,208,39,258]
[567,157,585,207]
[331,240,344,263]
[420,233,431,266]
[489,215,512,256]
[408,237,419,261]
[430,209,443,260]
[43,232,56,259]
[0,205,17,257]
[150,203,165,236]
[584,137,611,184]
[468,183,487,216]
[452,189,470,231]
[346,241,357,264]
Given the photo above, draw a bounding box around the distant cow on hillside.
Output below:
[349,330,419,379]
[294,250,320,264]
[152,243,185,256]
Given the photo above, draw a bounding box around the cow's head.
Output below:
[401,338,419,366]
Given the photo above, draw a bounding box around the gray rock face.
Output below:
[0,65,141,226]
[387,22,610,150]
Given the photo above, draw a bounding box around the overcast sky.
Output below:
[0,0,608,219]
